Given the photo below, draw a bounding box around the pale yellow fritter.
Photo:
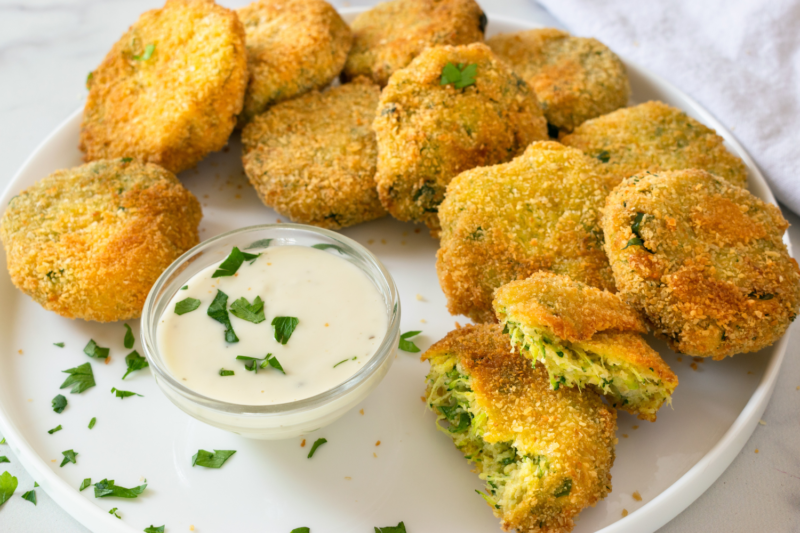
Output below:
[343,0,486,87]
[241,77,386,229]
[424,324,617,533]
[80,0,247,174]
[487,28,630,133]
[437,141,617,323]
[0,159,202,322]
[374,43,549,232]
[602,169,800,359]
[236,0,352,126]
[561,101,748,187]
[494,273,678,421]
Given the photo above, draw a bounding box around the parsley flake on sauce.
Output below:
[0,471,18,507]
[83,339,109,359]
[333,356,357,368]
[21,489,36,506]
[60,363,96,394]
[47,425,63,435]
[208,290,239,343]
[89,417,97,430]
[122,351,149,380]
[219,369,235,377]
[272,316,298,344]
[60,450,78,467]
[440,62,477,89]
[399,331,422,353]
[212,247,261,278]
[236,354,285,375]
[94,479,147,499]
[123,324,135,349]
[175,297,201,315]
[229,296,266,324]
[79,478,92,491]
[374,522,407,533]
[191,449,236,468]
[307,438,327,459]
[52,394,68,414]
[144,526,165,533]
[111,387,143,399]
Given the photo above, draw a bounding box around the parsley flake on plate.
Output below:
[83,339,109,359]
[122,350,149,380]
[52,394,68,414]
[272,316,298,344]
[109,507,121,518]
[79,478,91,491]
[111,387,143,399]
[0,438,5,444]
[374,522,407,533]
[307,438,327,459]
[47,425,62,435]
[208,290,239,343]
[0,471,18,507]
[440,62,477,89]
[398,331,422,353]
[60,450,78,467]
[53,342,65,348]
[144,526,165,533]
[60,363,96,394]
[89,417,97,430]
[0,457,8,464]
[291,528,311,533]
[212,247,260,278]
[94,479,147,498]
[229,296,265,324]
[123,324,135,349]
[191,449,236,468]
[175,297,201,315]
[236,354,285,375]
[21,489,36,505]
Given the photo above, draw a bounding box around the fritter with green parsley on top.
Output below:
[437,141,617,323]
[373,43,549,232]
[424,323,617,533]
[602,169,800,359]
[494,273,678,421]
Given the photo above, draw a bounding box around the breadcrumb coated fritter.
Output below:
[236,0,352,126]
[561,101,748,187]
[437,141,617,323]
[0,159,202,322]
[343,0,486,86]
[241,77,386,229]
[494,273,678,421]
[487,28,630,133]
[602,169,800,359]
[424,324,617,533]
[373,43,549,231]
[80,0,247,174]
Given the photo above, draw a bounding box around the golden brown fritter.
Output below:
[373,43,549,232]
[80,0,247,174]
[561,101,748,187]
[0,159,202,322]
[436,141,617,323]
[487,28,630,133]
[494,273,678,421]
[241,77,385,229]
[343,0,486,87]
[424,324,617,533]
[236,0,352,126]
[602,169,800,358]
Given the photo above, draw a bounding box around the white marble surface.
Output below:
[0,1,797,532]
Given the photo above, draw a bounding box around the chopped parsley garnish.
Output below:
[144,526,165,533]
[89,417,97,430]
[60,449,78,467]
[212,247,260,278]
[246,238,272,250]
[79,478,91,491]
[0,471,18,507]
[208,290,239,343]
[229,296,265,324]
[272,316,298,344]
[53,342,65,348]
[374,522,407,533]
[94,479,147,498]
[133,43,155,61]
[623,237,647,250]
[60,362,96,393]
[52,394,68,413]
[219,369,234,376]
[399,331,422,353]
[0,457,8,464]
[311,243,345,254]
[123,324,135,349]
[120,157,133,163]
[83,339,109,359]
[290,528,310,533]
[175,297,201,315]
[596,150,611,163]
[180,285,188,290]
[440,62,477,89]
[236,354,284,374]
[85,71,93,88]
[21,489,36,505]
[625,212,654,252]
[554,478,573,498]
[191,449,236,468]
[111,387,143,399]
[109,507,121,518]
[0,438,5,444]
[307,438,327,458]
[333,356,357,368]
[122,350,149,380]
[34,482,38,487]
[47,425,63,435]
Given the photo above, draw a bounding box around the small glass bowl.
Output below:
[141,224,400,440]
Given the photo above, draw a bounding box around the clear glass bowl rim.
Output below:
[140,223,401,417]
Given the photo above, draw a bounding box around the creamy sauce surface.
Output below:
[157,245,387,405]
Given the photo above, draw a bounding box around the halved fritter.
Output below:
[560,101,748,187]
[424,324,617,533]
[436,141,617,323]
[602,169,800,358]
[487,28,630,133]
[493,273,677,421]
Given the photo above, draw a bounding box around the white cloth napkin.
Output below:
[535,0,800,214]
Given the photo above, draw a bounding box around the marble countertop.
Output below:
[0,1,797,532]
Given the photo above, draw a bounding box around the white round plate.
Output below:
[0,8,789,533]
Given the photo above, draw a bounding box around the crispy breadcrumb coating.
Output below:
[80,0,247,174]
[343,0,486,86]
[602,169,800,358]
[236,0,352,126]
[241,77,385,229]
[487,28,630,133]
[437,141,617,323]
[0,159,202,322]
[561,101,748,187]
[424,324,617,533]
[494,273,678,421]
[373,43,549,232]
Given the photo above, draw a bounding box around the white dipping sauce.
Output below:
[157,245,387,405]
